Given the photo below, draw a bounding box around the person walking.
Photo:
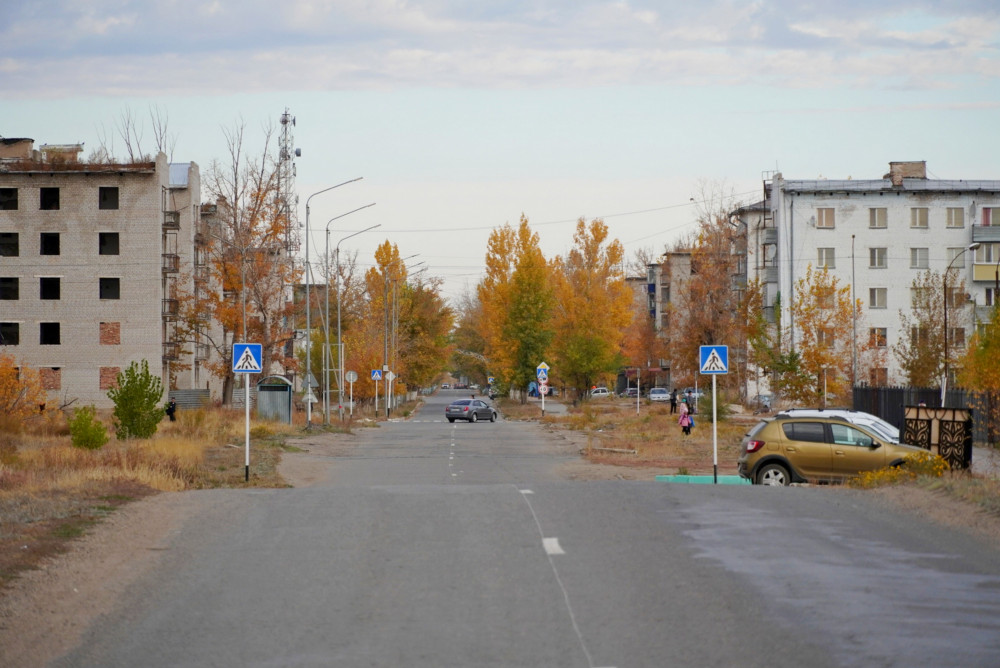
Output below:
[678,404,692,437]
[165,399,177,422]
[670,388,678,414]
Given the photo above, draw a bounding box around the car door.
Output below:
[473,400,489,419]
[779,421,833,480]
[830,423,886,479]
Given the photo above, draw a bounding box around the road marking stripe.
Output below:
[543,538,565,555]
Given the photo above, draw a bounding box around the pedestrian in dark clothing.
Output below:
[670,389,678,414]
[686,390,695,414]
[166,400,177,422]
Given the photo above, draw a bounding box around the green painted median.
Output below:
[655,474,750,485]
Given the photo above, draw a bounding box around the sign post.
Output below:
[699,345,729,484]
[345,370,358,417]
[233,343,263,482]
[371,369,383,416]
[536,362,550,416]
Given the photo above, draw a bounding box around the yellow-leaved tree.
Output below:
[0,353,45,424]
[477,215,554,399]
[957,304,1000,443]
[551,218,632,397]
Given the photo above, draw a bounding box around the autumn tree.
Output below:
[551,218,632,397]
[780,264,875,404]
[175,121,300,405]
[394,276,454,390]
[477,215,555,400]
[667,193,746,393]
[0,353,45,424]
[893,270,961,388]
[450,289,489,386]
[957,304,1000,442]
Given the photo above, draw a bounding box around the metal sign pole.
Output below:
[245,380,250,482]
[712,374,718,484]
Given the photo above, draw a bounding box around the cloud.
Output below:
[1,0,998,97]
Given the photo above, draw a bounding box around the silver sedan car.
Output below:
[446,399,497,423]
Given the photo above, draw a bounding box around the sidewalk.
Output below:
[527,396,569,415]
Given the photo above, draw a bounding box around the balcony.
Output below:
[162,298,179,319]
[762,228,778,245]
[163,210,181,230]
[162,341,180,361]
[162,253,180,273]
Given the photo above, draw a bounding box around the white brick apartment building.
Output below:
[744,161,1000,387]
[0,138,219,408]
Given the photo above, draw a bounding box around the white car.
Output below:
[775,408,900,443]
[649,388,670,402]
[590,387,611,398]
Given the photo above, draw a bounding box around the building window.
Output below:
[0,322,19,345]
[40,367,61,391]
[869,327,887,347]
[817,328,835,347]
[988,288,997,307]
[0,188,16,210]
[0,277,17,300]
[869,247,887,269]
[39,277,60,300]
[39,232,60,255]
[946,287,967,308]
[947,247,969,268]
[949,327,966,349]
[983,207,999,226]
[39,322,60,345]
[100,321,121,345]
[816,208,835,229]
[910,208,929,229]
[98,186,119,210]
[910,248,929,269]
[100,366,120,390]
[869,367,889,386]
[99,232,120,255]
[817,248,835,268]
[911,326,931,346]
[975,243,999,264]
[869,208,887,229]
[869,288,887,309]
[0,233,18,257]
[99,277,121,300]
[911,287,933,306]
[947,207,965,228]
[39,187,60,210]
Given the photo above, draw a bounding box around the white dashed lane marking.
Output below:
[543,538,565,555]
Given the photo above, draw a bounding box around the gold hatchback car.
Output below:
[738,416,926,486]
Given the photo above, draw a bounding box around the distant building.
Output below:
[736,161,1000,386]
[0,138,218,407]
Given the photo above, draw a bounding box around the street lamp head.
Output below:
[969,242,982,251]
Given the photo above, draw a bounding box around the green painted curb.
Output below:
[655,474,751,485]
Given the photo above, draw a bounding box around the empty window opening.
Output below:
[0,233,18,257]
[40,277,60,300]
[99,232,120,255]
[39,322,60,345]
[0,322,19,345]
[0,188,16,210]
[40,187,59,210]
[0,277,18,300]
[40,232,60,255]
[98,186,119,210]
[99,277,120,299]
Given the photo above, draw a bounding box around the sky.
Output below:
[3,0,1000,303]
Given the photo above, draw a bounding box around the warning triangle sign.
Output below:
[701,349,726,372]
[235,347,261,372]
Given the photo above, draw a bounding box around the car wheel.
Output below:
[756,463,790,486]
[471,412,478,423]
[490,411,497,422]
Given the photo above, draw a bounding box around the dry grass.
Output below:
[0,405,309,591]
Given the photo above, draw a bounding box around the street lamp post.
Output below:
[942,242,981,405]
[383,255,417,417]
[324,215,378,423]
[304,178,362,429]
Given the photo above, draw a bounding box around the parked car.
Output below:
[648,387,670,402]
[590,387,611,398]
[621,387,640,398]
[446,399,497,423]
[441,383,450,389]
[776,408,899,444]
[738,415,925,486]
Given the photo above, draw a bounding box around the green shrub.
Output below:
[107,360,164,440]
[68,405,109,450]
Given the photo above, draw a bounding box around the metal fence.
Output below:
[853,386,999,446]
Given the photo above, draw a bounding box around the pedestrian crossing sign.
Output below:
[233,343,263,373]
[371,369,383,380]
[699,345,728,374]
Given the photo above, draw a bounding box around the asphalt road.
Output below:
[55,390,1000,667]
